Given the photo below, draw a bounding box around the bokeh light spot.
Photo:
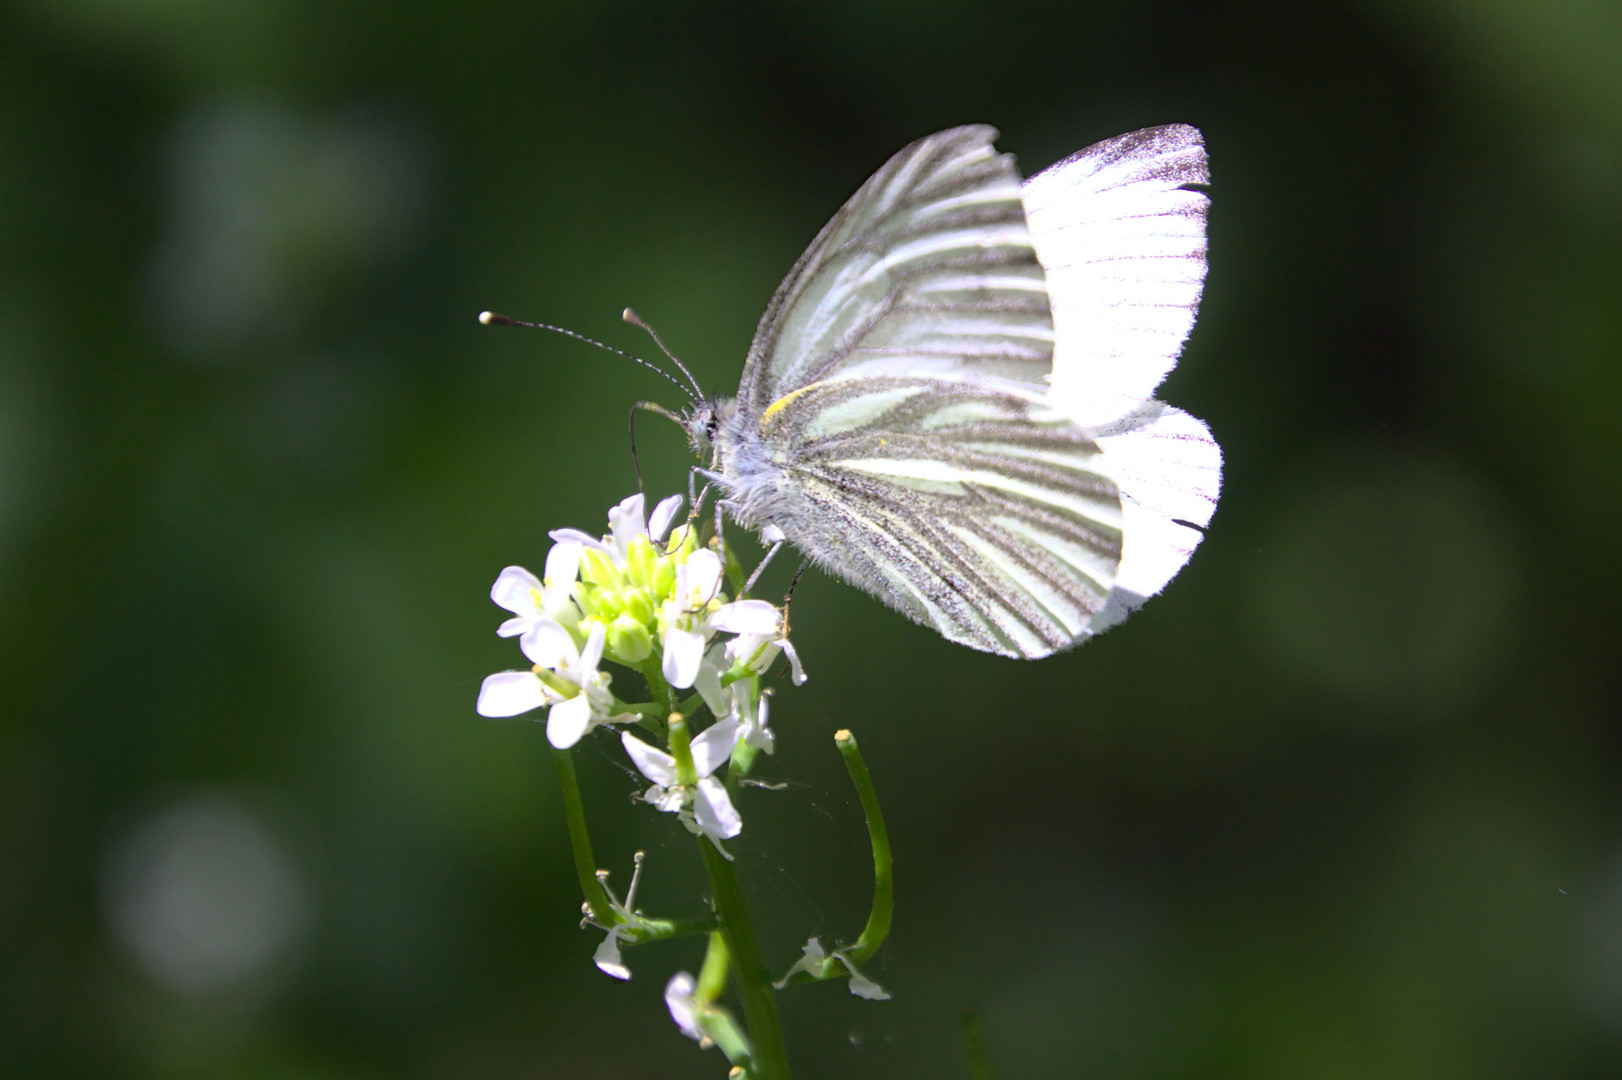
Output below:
[101,790,310,993]
[1253,447,1522,720]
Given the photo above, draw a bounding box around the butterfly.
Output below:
[663,124,1222,659]
[495,125,1220,659]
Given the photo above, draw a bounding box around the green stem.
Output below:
[961,1009,993,1080]
[700,838,791,1080]
[691,931,755,1068]
[552,746,615,924]
[836,729,892,965]
[638,656,678,713]
[623,914,718,944]
[696,930,731,1001]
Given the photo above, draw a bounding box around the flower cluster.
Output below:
[476,492,807,847]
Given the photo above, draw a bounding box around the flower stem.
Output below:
[551,746,615,924]
[638,657,678,714]
[699,837,791,1080]
[694,931,757,1067]
[960,1008,994,1080]
[835,729,892,965]
[696,930,731,1001]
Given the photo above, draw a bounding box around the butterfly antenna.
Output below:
[622,308,706,402]
[478,310,695,401]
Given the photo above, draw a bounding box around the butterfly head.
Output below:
[683,397,737,463]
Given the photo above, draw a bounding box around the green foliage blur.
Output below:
[3,1,1621,1077]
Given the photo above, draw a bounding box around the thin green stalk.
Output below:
[836,729,892,965]
[696,930,731,1001]
[695,931,755,1067]
[551,746,614,924]
[638,656,678,713]
[700,838,791,1080]
[961,1009,993,1080]
[624,914,718,944]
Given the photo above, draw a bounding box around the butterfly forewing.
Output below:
[739,126,1055,417]
[1022,124,1210,426]
[750,377,1122,658]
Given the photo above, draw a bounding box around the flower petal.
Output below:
[476,671,549,718]
[689,717,741,778]
[662,626,706,689]
[647,784,684,813]
[608,493,647,558]
[664,971,703,1041]
[548,527,612,554]
[693,776,742,839]
[741,693,774,754]
[772,936,827,989]
[622,731,678,786]
[543,541,583,587]
[520,618,579,669]
[677,549,723,611]
[780,638,808,685]
[648,494,683,543]
[490,566,543,617]
[845,969,890,1000]
[593,927,631,981]
[545,694,594,749]
[837,955,891,1000]
[577,620,606,675]
[693,645,729,718]
[709,599,780,636]
[496,615,532,639]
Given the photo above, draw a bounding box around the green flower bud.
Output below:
[652,555,677,600]
[624,587,656,626]
[572,581,601,617]
[594,586,626,619]
[625,535,656,586]
[666,523,696,559]
[607,613,653,664]
[579,548,622,589]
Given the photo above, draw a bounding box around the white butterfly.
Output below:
[684,125,1220,659]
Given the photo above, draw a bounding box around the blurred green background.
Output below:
[3,1,1621,1077]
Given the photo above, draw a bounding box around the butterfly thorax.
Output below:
[693,395,800,536]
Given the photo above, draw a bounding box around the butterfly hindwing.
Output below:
[749,376,1122,658]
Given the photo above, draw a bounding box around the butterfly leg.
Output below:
[741,539,786,598]
[683,466,717,534]
[777,559,810,650]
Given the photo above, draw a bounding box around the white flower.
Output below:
[489,544,582,639]
[773,936,890,1001]
[475,620,614,749]
[621,717,743,846]
[661,548,725,688]
[664,971,705,1042]
[713,600,807,686]
[584,850,649,981]
[694,674,775,755]
[556,493,685,570]
[593,924,632,981]
[737,685,774,755]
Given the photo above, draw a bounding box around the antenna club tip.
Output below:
[621,307,637,323]
[478,310,495,325]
